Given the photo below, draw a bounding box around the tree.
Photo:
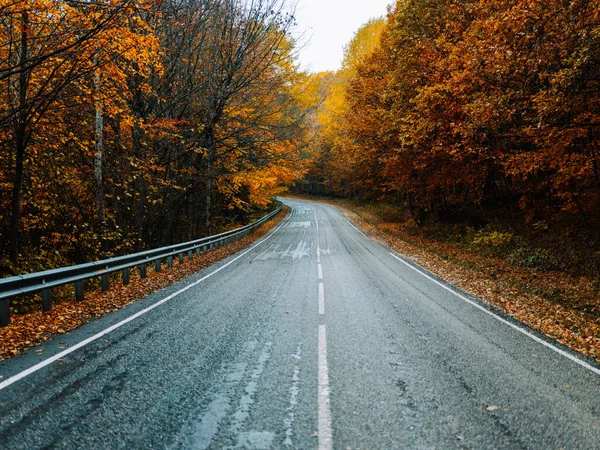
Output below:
[0,0,146,263]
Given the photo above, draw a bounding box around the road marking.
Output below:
[318,325,332,450]
[346,219,366,237]
[318,283,325,315]
[313,207,321,264]
[0,212,292,392]
[228,342,273,442]
[389,252,600,376]
[312,205,332,448]
[284,343,302,447]
[191,361,248,448]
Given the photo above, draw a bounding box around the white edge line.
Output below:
[318,324,332,450]
[346,219,366,237]
[0,212,292,392]
[318,264,323,281]
[389,252,600,376]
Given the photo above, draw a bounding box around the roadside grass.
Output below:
[302,197,600,362]
[0,206,289,361]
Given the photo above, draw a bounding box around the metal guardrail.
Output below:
[0,202,283,326]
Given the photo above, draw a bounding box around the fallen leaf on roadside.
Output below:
[486,405,501,411]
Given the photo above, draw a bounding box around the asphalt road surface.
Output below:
[1,198,600,449]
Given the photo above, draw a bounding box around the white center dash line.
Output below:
[318,282,325,315]
[318,325,332,450]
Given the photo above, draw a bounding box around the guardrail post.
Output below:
[122,268,130,285]
[75,281,85,301]
[0,299,10,326]
[101,274,109,292]
[42,289,52,312]
[167,256,173,268]
[139,263,147,278]
[195,247,201,256]
[187,250,193,259]
[155,260,161,272]
[178,253,184,264]
[203,245,208,252]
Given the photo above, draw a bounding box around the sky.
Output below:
[292,0,393,73]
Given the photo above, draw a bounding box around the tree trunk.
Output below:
[9,133,26,264]
[132,117,145,247]
[204,127,216,235]
[205,172,213,235]
[8,11,29,264]
[93,54,105,225]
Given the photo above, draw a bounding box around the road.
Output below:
[1,198,600,449]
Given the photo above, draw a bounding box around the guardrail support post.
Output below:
[122,268,130,285]
[178,253,184,264]
[42,289,52,312]
[187,250,193,260]
[139,263,147,278]
[167,256,173,268]
[195,247,201,256]
[155,260,161,272]
[75,281,85,301]
[101,274,109,292]
[0,299,10,326]
[203,245,208,252]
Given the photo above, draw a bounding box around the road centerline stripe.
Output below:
[0,212,292,392]
[318,283,325,316]
[389,252,600,376]
[318,325,332,450]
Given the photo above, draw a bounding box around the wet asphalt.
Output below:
[1,198,600,449]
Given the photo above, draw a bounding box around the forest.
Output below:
[302,0,600,277]
[2,0,600,279]
[0,0,315,276]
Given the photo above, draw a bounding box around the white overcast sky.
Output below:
[292,0,393,73]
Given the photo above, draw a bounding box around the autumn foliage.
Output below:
[0,0,313,276]
[304,1,600,239]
